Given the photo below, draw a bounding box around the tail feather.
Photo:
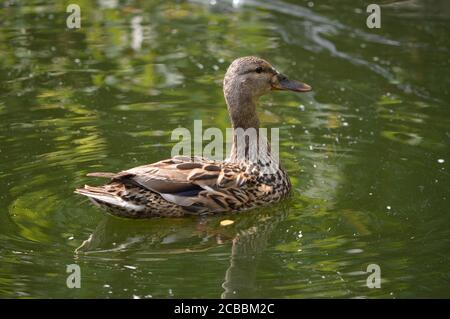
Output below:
[86,172,117,178]
[74,185,145,212]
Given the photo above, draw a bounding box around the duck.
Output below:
[75,56,311,218]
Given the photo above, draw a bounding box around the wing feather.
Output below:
[89,156,253,212]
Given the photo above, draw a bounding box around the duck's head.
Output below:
[224,56,311,98]
[223,56,312,129]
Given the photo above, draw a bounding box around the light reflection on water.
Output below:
[0,0,449,298]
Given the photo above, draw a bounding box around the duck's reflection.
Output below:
[75,204,289,298]
[221,209,288,298]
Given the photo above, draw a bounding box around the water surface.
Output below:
[0,0,449,298]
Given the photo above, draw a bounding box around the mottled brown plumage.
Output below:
[75,56,311,218]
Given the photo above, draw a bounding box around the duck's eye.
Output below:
[255,66,263,74]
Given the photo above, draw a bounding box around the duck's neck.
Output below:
[225,87,260,131]
[224,86,275,164]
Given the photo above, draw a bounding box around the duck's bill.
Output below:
[271,74,312,92]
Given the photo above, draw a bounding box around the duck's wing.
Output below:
[90,156,253,213]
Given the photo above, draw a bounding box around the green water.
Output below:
[0,0,449,298]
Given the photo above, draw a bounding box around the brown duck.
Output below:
[75,56,312,218]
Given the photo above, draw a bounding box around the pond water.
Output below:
[0,0,449,298]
